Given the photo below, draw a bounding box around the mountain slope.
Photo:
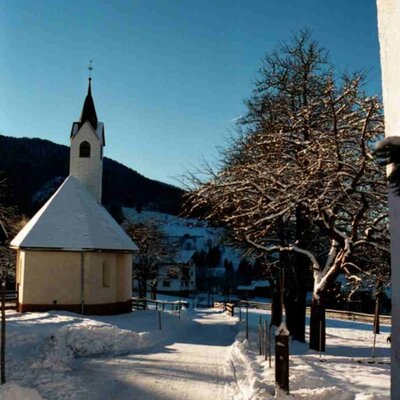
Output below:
[0,135,184,217]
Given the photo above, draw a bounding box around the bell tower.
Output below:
[69,77,105,204]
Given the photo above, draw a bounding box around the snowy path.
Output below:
[70,310,238,400]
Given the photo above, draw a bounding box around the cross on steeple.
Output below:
[88,60,93,80]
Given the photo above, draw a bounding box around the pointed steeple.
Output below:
[79,78,98,130]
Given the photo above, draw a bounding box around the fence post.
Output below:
[269,323,272,368]
[264,319,268,361]
[275,326,289,394]
[162,302,165,312]
[258,316,263,355]
[1,274,5,384]
[16,283,19,311]
[246,303,249,340]
[239,305,242,321]
[158,310,162,330]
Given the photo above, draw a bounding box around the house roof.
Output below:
[11,176,138,252]
[175,250,195,264]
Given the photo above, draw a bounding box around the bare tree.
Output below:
[124,221,174,299]
[184,30,389,351]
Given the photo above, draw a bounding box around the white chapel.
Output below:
[11,78,138,314]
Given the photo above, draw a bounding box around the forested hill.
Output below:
[0,135,184,218]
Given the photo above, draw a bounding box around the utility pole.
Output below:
[376,2,400,397]
[0,221,8,384]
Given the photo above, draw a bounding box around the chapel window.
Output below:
[79,141,91,158]
[103,262,111,288]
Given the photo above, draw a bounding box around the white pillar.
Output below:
[376,2,400,398]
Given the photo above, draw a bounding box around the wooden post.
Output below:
[373,296,380,335]
[258,316,262,355]
[239,305,242,321]
[275,332,289,394]
[246,303,249,340]
[269,322,272,368]
[162,302,165,312]
[80,252,85,315]
[16,283,19,311]
[1,275,6,384]
[158,310,162,330]
[264,320,268,362]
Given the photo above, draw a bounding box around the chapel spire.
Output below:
[79,77,98,130]
[69,64,105,204]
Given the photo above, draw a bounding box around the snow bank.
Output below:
[0,384,44,400]
[35,319,158,371]
[51,321,152,358]
[227,320,390,400]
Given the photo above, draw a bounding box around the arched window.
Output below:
[79,141,91,158]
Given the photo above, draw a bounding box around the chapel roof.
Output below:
[11,176,138,252]
[70,79,105,145]
[80,78,98,130]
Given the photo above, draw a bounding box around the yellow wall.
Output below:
[116,253,133,302]
[18,249,132,306]
[22,250,81,304]
[84,252,117,305]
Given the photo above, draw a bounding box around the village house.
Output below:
[11,78,138,314]
[156,250,196,296]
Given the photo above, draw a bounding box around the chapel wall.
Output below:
[22,250,81,305]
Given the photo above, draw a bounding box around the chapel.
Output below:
[11,78,138,314]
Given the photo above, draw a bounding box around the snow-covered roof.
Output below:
[11,176,138,252]
[237,280,270,291]
[175,250,195,264]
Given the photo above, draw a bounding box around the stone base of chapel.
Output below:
[18,299,132,315]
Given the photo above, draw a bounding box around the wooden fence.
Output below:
[214,301,236,317]
[216,300,393,325]
[132,297,189,312]
[3,290,17,310]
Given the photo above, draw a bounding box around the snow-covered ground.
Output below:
[0,304,390,400]
[233,308,390,399]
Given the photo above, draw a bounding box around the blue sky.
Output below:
[0,0,381,187]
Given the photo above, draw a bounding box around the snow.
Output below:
[237,280,270,291]
[11,176,137,251]
[230,306,390,399]
[0,301,390,399]
[0,384,44,400]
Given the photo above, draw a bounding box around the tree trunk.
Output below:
[286,205,310,343]
[151,284,156,300]
[271,275,282,327]
[373,294,380,335]
[309,293,326,351]
[284,258,307,342]
[139,277,147,298]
